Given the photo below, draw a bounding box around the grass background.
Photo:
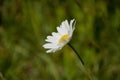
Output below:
[0,0,120,80]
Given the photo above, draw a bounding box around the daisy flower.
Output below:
[43,19,76,53]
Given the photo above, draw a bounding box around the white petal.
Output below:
[47,36,54,40]
[61,20,69,34]
[52,32,60,37]
[45,39,53,43]
[45,36,54,42]
[51,32,61,41]
[60,23,67,34]
[70,19,76,31]
[47,35,59,42]
[46,45,61,53]
[43,43,55,49]
[57,27,64,35]
[69,19,76,37]
[46,49,53,53]
[52,49,57,53]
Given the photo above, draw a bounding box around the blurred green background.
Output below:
[0,0,120,80]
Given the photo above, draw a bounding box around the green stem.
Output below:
[68,43,84,65]
[68,43,94,80]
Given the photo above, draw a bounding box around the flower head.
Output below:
[43,19,76,53]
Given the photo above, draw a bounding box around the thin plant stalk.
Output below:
[68,43,94,80]
[68,43,84,65]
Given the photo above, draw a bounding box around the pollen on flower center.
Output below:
[59,34,69,44]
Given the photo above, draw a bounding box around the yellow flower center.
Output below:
[59,34,69,44]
